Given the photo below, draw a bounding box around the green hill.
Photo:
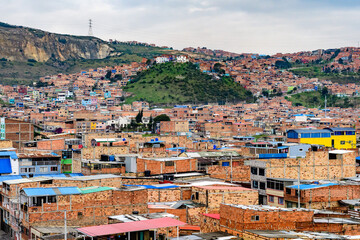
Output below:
[123,62,254,105]
[287,90,356,108]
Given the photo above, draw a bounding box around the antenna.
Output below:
[88,19,93,36]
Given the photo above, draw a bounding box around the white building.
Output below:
[176,55,189,63]
[155,56,170,64]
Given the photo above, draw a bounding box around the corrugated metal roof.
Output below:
[58,187,81,195]
[23,188,56,196]
[202,213,220,220]
[326,127,355,132]
[23,187,81,196]
[0,151,18,159]
[287,129,331,134]
[77,217,186,237]
[287,183,337,190]
[0,175,23,183]
[124,184,179,189]
[80,186,113,194]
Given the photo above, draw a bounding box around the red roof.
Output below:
[179,225,201,231]
[202,213,220,220]
[77,217,186,237]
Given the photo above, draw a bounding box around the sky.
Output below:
[1,0,360,55]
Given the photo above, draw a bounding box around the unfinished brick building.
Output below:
[19,186,147,240]
[255,149,356,181]
[285,182,360,209]
[217,204,360,237]
[4,118,34,149]
[192,186,258,212]
[136,157,198,175]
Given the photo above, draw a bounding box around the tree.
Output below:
[130,120,137,130]
[153,114,170,122]
[262,89,269,97]
[92,83,98,91]
[147,116,153,132]
[321,87,329,96]
[275,60,291,69]
[213,63,223,73]
[105,70,112,79]
[136,109,143,123]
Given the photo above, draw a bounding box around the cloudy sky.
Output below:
[1,0,360,54]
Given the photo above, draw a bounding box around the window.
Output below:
[40,167,47,172]
[165,161,174,167]
[50,167,58,172]
[251,167,258,175]
[268,195,274,203]
[311,133,320,138]
[251,215,260,221]
[260,182,266,190]
[278,197,284,205]
[286,188,291,194]
[204,219,207,223]
[28,168,35,173]
[299,148,303,152]
[267,180,284,191]
[340,141,345,145]
[252,181,258,189]
[301,133,311,138]
[195,192,199,200]
[258,168,265,176]
[20,168,28,173]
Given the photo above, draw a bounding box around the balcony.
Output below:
[20,161,60,166]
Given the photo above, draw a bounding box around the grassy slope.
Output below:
[287,91,356,108]
[290,66,360,85]
[123,62,253,105]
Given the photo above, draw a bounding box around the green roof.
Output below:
[80,186,113,194]
[61,159,72,164]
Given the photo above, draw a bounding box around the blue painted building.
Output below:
[18,153,61,175]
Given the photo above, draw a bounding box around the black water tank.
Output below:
[132,211,139,215]
[100,155,109,161]
[144,170,151,177]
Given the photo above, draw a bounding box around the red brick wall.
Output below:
[137,158,197,175]
[207,165,250,182]
[219,204,314,235]
[37,139,65,150]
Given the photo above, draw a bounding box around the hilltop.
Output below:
[0,22,195,85]
[0,22,112,62]
[123,62,254,105]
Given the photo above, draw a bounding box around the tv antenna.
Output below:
[88,19,93,36]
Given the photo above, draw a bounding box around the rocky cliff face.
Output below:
[0,23,113,62]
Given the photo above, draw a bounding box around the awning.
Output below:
[0,158,12,174]
[77,217,186,237]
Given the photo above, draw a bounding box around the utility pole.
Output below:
[64,210,67,240]
[298,157,300,208]
[324,95,327,118]
[230,154,233,183]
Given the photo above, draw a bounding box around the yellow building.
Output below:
[90,122,97,130]
[287,128,356,150]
